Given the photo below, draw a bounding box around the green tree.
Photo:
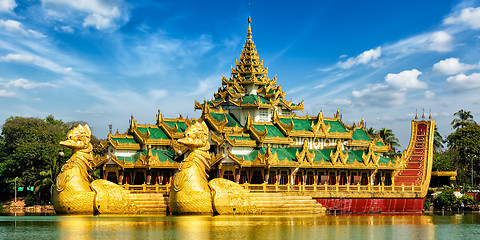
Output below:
[366,127,376,137]
[377,128,400,154]
[432,149,457,171]
[434,126,444,153]
[434,188,458,209]
[0,115,91,203]
[447,123,480,186]
[451,109,475,130]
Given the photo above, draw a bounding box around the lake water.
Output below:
[1,213,480,240]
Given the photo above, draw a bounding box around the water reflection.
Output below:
[52,214,436,240]
[6,214,480,240]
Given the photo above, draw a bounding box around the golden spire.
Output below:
[247,15,253,40]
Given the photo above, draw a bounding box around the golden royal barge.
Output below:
[94,16,434,214]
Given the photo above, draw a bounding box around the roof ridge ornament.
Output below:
[247,15,253,40]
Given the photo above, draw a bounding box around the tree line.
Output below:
[0,116,99,206]
[432,109,480,188]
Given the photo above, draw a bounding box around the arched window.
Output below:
[361,172,369,185]
[294,171,303,185]
[162,171,171,185]
[385,172,392,186]
[305,172,315,185]
[339,172,347,185]
[223,171,234,181]
[150,171,158,185]
[123,172,132,185]
[106,172,117,183]
[280,171,289,185]
[251,170,263,184]
[328,172,336,185]
[374,174,381,185]
[268,171,277,184]
[134,171,145,185]
[239,171,248,184]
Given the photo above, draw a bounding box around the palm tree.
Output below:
[433,126,444,153]
[378,128,400,153]
[34,156,60,203]
[451,109,475,129]
[366,127,376,137]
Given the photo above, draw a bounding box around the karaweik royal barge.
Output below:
[62,16,434,215]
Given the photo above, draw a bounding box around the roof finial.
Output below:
[247,15,253,40]
[415,108,418,119]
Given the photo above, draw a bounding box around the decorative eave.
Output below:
[209,152,224,166]
[134,147,160,169]
[200,105,228,133]
[310,111,331,137]
[330,140,349,165]
[295,140,315,165]
[281,99,304,111]
[224,133,256,147]
[272,110,294,136]
[239,96,272,109]
[106,135,141,150]
[361,142,381,166]
[210,131,225,146]
[373,138,390,153]
[244,113,267,143]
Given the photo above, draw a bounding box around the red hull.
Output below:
[316,198,425,213]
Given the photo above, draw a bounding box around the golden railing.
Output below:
[122,183,171,194]
[239,183,422,193]
[121,182,422,194]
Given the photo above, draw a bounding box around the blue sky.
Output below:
[1,0,479,148]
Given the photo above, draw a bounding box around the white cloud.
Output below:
[0,19,46,38]
[337,47,381,69]
[0,78,55,97]
[0,53,34,63]
[446,72,480,91]
[352,69,426,107]
[445,7,480,29]
[352,84,406,107]
[5,78,54,89]
[42,0,124,30]
[60,25,75,33]
[428,31,453,52]
[433,57,478,75]
[385,69,426,89]
[328,98,352,105]
[148,89,168,100]
[424,90,435,99]
[0,0,16,13]
[0,89,15,97]
[0,53,73,74]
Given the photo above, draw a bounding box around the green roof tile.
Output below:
[137,127,170,140]
[376,141,385,146]
[352,129,372,141]
[164,121,188,133]
[228,136,253,141]
[152,150,176,162]
[272,148,297,161]
[116,156,135,163]
[111,138,137,144]
[252,124,286,138]
[324,120,348,133]
[210,113,242,127]
[312,149,333,162]
[242,95,270,104]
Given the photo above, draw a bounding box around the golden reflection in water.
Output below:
[56,214,435,240]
